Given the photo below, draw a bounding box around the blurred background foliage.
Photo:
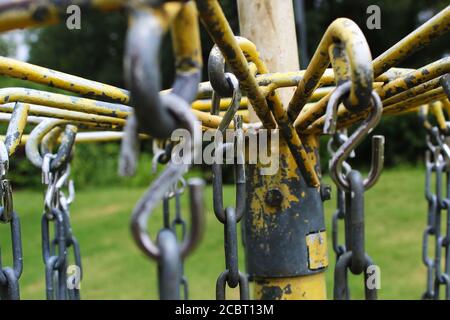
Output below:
[0,0,448,188]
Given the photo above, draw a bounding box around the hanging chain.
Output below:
[212,112,249,300]
[328,130,354,260]
[0,141,23,300]
[333,170,378,300]
[327,85,383,300]
[208,69,249,300]
[422,125,450,300]
[153,142,190,300]
[41,150,82,300]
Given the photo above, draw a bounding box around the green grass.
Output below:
[0,166,431,299]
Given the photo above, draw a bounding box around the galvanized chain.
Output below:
[168,182,189,300]
[0,141,23,300]
[142,140,203,300]
[153,144,190,300]
[421,123,450,299]
[333,170,378,300]
[208,54,249,299]
[212,116,249,300]
[325,82,384,300]
[328,130,353,260]
[41,146,82,300]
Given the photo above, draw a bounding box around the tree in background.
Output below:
[28,11,127,87]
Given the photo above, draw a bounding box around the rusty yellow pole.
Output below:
[237,0,328,300]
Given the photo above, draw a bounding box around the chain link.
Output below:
[328,87,383,300]
[162,176,189,300]
[0,210,22,300]
[328,131,352,260]
[41,151,82,300]
[151,140,187,300]
[422,125,450,299]
[0,141,23,300]
[212,111,249,300]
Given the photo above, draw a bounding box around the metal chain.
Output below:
[328,130,354,260]
[152,141,190,300]
[0,141,23,300]
[41,152,82,300]
[212,114,249,300]
[327,86,383,300]
[422,125,450,299]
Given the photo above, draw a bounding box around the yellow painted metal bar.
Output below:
[295,58,448,132]
[12,131,149,146]
[375,67,416,83]
[287,18,373,121]
[372,5,450,77]
[0,109,120,132]
[382,77,442,107]
[0,87,131,118]
[294,7,449,133]
[192,97,248,111]
[0,95,244,131]
[295,82,384,131]
[443,99,450,118]
[4,102,29,156]
[303,87,446,135]
[381,88,446,115]
[0,103,125,126]
[196,0,275,129]
[197,0,320,187]
[0,56,130,103]
[377,57,450,100]
[171,2,202,74]
[430,101,447,132]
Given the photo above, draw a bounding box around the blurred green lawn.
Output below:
[0,166,430,299]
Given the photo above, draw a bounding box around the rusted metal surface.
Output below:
[197,0,320,186]
[3,103,29,157]
[287,18,373,121]
[0,87,131,118]
[0,57,130,103]
[243,138,328,290]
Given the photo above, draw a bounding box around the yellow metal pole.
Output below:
[237,0,327,300]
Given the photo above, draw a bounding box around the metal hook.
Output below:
[324,81,385,192]
[130,94,204,260]
[208,45,234,97]
[124,3,201,138]
[212,73,242,134]
[131,177,205,261]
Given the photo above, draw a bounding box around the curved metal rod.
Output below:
[198,11,320,185]
[0,87,131,118]
[25,119,77,170]
[3,102,29,157]
[0,56,129,103]
[326,83,384,192]
[130,93,204,260]
[288,18,373,120]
